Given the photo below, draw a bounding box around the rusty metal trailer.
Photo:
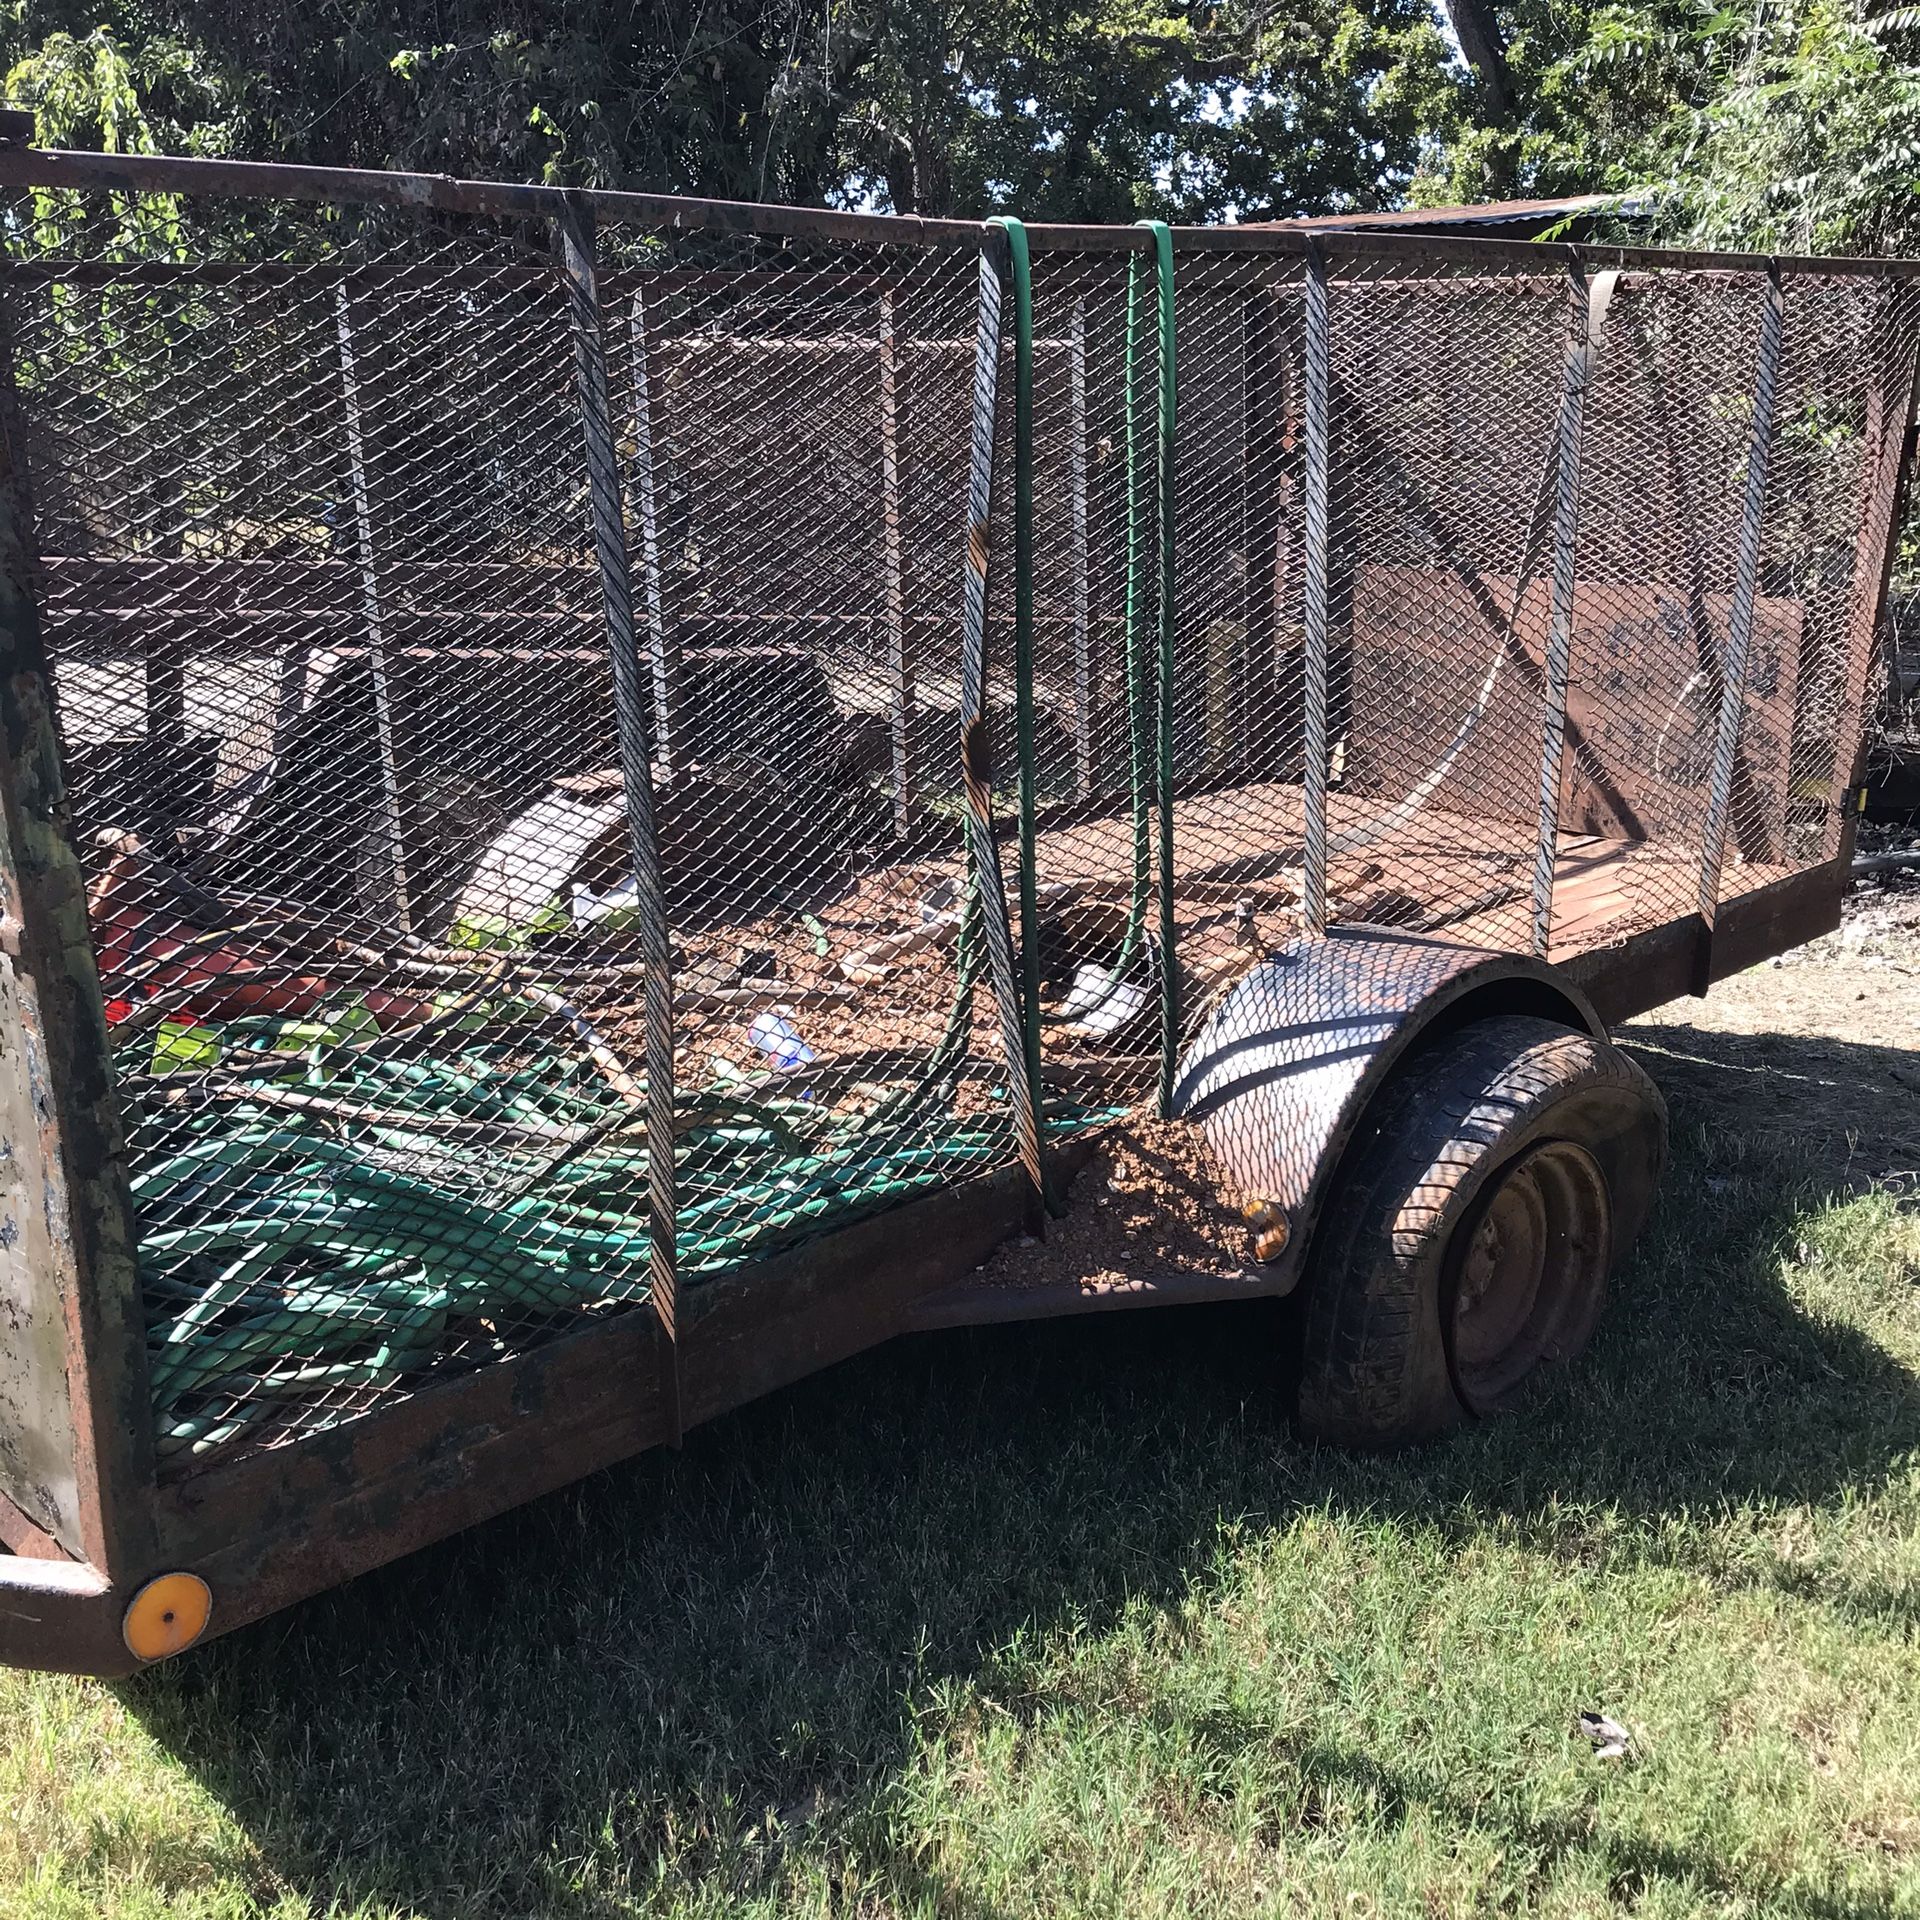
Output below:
[0,142,1914,1675]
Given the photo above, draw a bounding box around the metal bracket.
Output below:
[555,194,682,1444]
[964,219,1049,1220]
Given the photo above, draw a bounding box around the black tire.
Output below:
[1297,1014,1666,1448]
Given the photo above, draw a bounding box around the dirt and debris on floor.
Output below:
[983,829,1920,1295]
[977,1116,1271,1296]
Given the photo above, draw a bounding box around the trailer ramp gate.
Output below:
[0,148,1914,1667]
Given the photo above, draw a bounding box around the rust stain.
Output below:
[962,714,993,793]
[967,519,991,575]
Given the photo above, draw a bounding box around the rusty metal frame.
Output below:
[0,261,159,1667]
[0,143,1915,1676]
[0,848,1851,1673]
[7,147,1920,278]
[0,856,1849,1676]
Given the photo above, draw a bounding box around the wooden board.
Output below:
[1346,564,1804,860]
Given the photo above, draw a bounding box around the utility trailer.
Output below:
[0,143,1914,1675]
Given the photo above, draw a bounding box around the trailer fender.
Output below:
[1171,928,1601,1297]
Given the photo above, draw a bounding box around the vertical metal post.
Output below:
[333,282,411,933]
[1827,280,1920,861]
[1069,295,1093,798]
[1300,241,1332,938]
[1697,263,1784,932]
[627,285,673,781]
[1530,255,1593,957]
[1005,225,1044,1154]
[989,219,1047,1195]
[877,289,911,837]
[962,226,1047,1216]
[558,198,681,1442]
[1135,220,1179,1117]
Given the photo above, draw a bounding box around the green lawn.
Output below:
[6,1009,1920,1919]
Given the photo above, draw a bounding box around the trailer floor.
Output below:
[668,782,1801,1071]
[114,774,1814,1480]
[1033,781,1796,961]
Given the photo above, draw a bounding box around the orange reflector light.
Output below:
[122,1572,212,1661]
[1241,1197,1292,1263]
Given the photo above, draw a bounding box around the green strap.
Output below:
[1115,239,1154,1016]
[1134,219,1179,1115]
[985,215,1051,1203]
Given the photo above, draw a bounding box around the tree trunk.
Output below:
[1443,0,1514,141]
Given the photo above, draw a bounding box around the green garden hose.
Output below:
[133,1009,1039,1456]
[1023,221,1168,1053]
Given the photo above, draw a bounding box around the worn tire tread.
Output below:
[1297,1015,1665,1448]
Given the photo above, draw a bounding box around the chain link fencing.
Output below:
[4,163,1913,1476]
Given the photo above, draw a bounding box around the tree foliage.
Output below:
[1424,0,1920,255]
[3,0,1916,251]
[1,0,1467,221]
[1643,0,1920,255]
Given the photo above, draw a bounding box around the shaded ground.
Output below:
[5,878,1920,1918]
[1629,851,1920,1189]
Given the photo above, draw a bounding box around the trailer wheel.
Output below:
[1296,1014,1665,1448]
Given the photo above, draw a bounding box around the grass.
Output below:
[5,1016,1920,1918]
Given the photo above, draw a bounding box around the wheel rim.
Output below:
[1448,1138,1611,1413]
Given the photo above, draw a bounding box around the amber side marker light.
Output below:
[1241,1198,1292,1264]
[122,1573,213,1661]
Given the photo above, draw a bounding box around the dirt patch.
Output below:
[1621,832,1920,1190]
[978,1115,1267,1295]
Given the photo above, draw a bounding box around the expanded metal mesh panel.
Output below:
[622,233,1021,1272]
[4,180,1912,1479]
[1170,267,1267,789]
[1016,248,1168,1124]
[1767,275,1920,867]
[1566,272,1766,941]
[1164,255,1310,1046]
[1321,257,1564,953]
[10,199,671,1466]
[6,196,1009,1470]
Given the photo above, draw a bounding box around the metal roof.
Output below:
[1253,192,1633,237]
